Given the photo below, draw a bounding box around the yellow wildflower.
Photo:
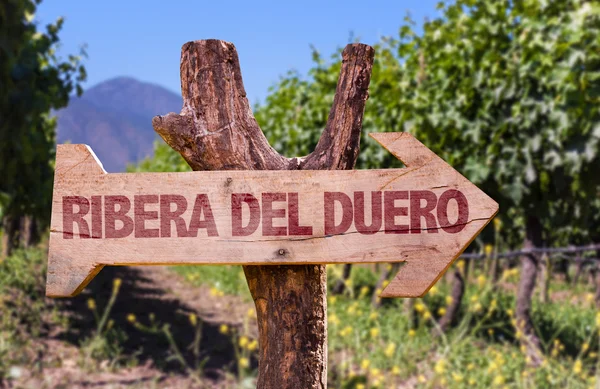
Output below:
[329,314,340,326]
[127,313,136,323]
[219,324,229,334]
[434,359,446,374]
[408,329,416,337]
[239,336,249,348]
[493,375,505,386]
[247,339,258,351]
[429,285,438,296]
[484,244,493,257]
[87,298,96,310]
[382,280,390,288]
[418,375,426,383]
[415,302,425,313]
[107,319,114,330]
[360,359,370,370]
[340,326,353,337]
[370,327,380,338]
[595,312,600,328]
[488,328,494,336]
[586,293,594,303]
[328,296,337,305]
[438,307,447,316]
[392,366,401,376]
[445,296,453,305]
[113,278,122,291]
[189,313,197,326]
[369,311,378,321]
[360,286,370,297]
[452,372,463,383]
[210,287,218,296]
[477,275,486,289]
[239,357,249,368]
[423,311,432,320]
[356,384,365,389]
[467,363,475,370]
[583,343,589,352]
[384,342,396,357]
[573,359,583,375]
[247,308,255,318]
[493,217,502,230]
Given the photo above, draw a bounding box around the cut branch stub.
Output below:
[152,39,374,389]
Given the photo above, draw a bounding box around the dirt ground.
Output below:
[3,266,258,389]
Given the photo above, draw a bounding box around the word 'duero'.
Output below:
[62,189,468,239]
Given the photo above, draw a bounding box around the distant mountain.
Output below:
[56,77,182,172]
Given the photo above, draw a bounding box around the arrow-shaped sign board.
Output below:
[47,133,498,298]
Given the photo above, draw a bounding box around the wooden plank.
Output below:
[47,132,498,297]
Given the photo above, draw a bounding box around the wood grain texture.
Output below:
[47,133,498,298]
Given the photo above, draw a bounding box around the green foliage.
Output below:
[392,0,600,244]
[252,0,600,247]
[0,0,86,225]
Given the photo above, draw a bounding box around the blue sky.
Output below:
[37,0,440,104]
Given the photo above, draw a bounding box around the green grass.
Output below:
[174,262,600,388]
[1,246,598,388]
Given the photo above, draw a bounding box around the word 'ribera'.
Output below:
[62,190,469,239]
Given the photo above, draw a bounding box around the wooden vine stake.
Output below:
[153,39,374,389]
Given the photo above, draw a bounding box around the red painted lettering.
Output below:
[262,193,287,236]
[160,195,188,237]
[437,190,469,233]
[232,193,260,236]
[288,193,312,236]
[91,195,102,239]
[410,190,438,234]
[324,192,353,235]
[105,195,133,239]
[62,196,90,239]
[188,194,219,237]
[354,191,382,235]
[384,191,409,234]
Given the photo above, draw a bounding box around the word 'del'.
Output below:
[47,133,498,297]
[61,190,469,240]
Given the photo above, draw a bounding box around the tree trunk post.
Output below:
[153,39,374,389]
[515,215,543,366]
[332,264,352,295]
[1,214,20,259]
[437,268,465,333]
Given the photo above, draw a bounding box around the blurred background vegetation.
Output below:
[2,0,600,387]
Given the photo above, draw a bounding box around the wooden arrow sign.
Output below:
[47,132,498,298]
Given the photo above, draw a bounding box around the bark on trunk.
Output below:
[20,216,38,248]
[437,268,465,333]
[152,39,374,389]
[515,215,543,366]
[572,254,586,286]
[1,214,20,258]
[332,264,352,295]
[371,263,399,307]
[538,254,550,304]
